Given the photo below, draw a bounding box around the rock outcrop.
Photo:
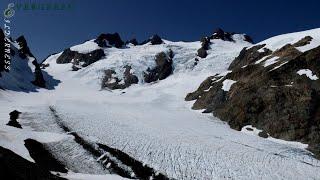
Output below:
[95,33,124,48]
[186,38,320,158]
[101,65,139,90]
[141,34,164,45]
[56,48,105,70]
[144,50,173,83]
[16,36,46,88]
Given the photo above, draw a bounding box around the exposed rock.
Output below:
[95,33,124,48]
[56,49,75,64]
[123,65,139,86]
[101,69,125,90]
[200,37,210,50]
[56,48,105,70]
[243,34,254,43]
[32,60,46,87]
[273,44,302,59]
[210,28,233,41]
[293,36,313,47]
[16,36,35,59]
[197,47,208,58]
[144,51,173,83]
[141,34,164,45]
[101,66,139,90]
[7,110,22,129]
[40,63,50,69]
[186,44,320,157]
[258,131,269,138]
[228,44,272,70]
[126,38,138,46]
[0,146,66,180]
[15,36,47,88]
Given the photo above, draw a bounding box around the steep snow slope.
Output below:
[0,42,38,91]
[257,28,320,52]
[1,30,320,179]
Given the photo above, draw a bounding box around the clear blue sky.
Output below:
[1,0,320,61]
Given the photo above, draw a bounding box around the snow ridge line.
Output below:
[48,106,170,180]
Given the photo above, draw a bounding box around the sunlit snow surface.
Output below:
[1,30,320,179]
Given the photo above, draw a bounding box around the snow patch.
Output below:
[263,56,279,67]
[222,79,237,91]
[70,40,101,54]
[297,69,319,80]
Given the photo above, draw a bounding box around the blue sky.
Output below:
[1,0,320,61]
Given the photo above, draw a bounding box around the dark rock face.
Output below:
[95,33,124,48]
[243,34,254,44]
[144,51,173,83]
[186,39,320,158]
[293,36,313,47]
[141,34,164,45]
[101,66,139,90]
[228,44,272,70]
[0,146,66,180]
[32,60,46,87]
[56,48,105,70]
[126,38,138,46]
[197,47,208,58]
[15,36,47,88]
[210,28,234,41]
[7,110,22,129]
[16,36,35,59]
[123,65,139,85]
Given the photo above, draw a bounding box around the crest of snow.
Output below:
[255,55,270,64]
[257,28,320,52]
[263,56,279,67]
[222,79,237,91]
[270,61,288,71]
[70,40,101,54]
[297,69,319,80]
[241,125,308,150]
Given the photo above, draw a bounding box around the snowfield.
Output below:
[1,29,320,179]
